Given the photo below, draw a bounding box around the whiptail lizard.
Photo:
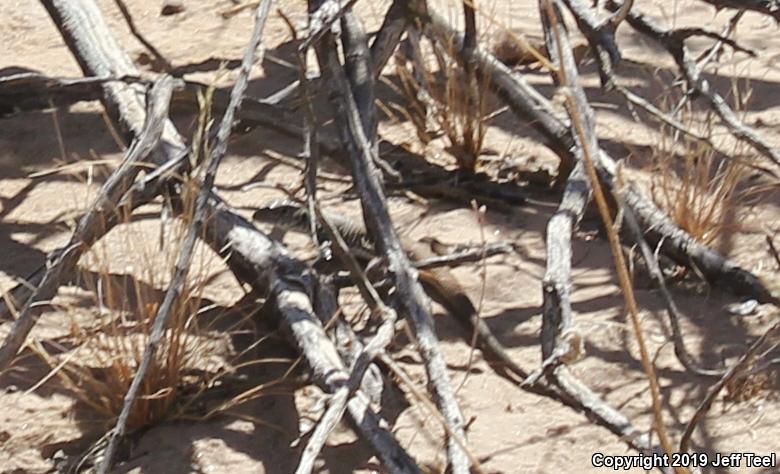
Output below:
[252,202,529,382]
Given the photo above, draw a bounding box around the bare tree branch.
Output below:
[98,2,272,471]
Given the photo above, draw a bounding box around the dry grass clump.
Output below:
[35,215,233,432]
[651,135,750,246]
[393,32,491,173]
[649,82,764,248]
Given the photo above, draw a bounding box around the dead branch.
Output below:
[257,0,407,107]
[98,2,272,471]
[607,0,780,169]
[315,9,472,471]
[558,0,621,87]
[6,1,421,471]
[200,197,422,474]
[412,241,514,269]
[620,200,726,377]
[39,0,181,143]
[111,0,172,71]
[533,161,590,381]
[680,320,780,453]
[341,10,378,149]
[369,0,408,76]
[620,188,777,304]
[291,199,401,473]
[0,72,147,116]
[301,0,359,51]
[540,2,680,469]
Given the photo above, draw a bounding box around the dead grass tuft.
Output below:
[393,32,491,173]
[650,81,763,247]
[35,215,230,432]
[29,85,241,432]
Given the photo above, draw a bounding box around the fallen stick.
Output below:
[558,0,622,87]
[0,72,147,115]
[98,2,272,471]
[199,196,422,474]
[607,0,780,169]
[316,14,472,471]
[0,0,192,325]
[291,206,400,474]
[541,2,679,470]
[369,0,408,76]
[699,0,780,21]
[679,320,780,452]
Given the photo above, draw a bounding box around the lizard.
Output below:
[252,201,531,382]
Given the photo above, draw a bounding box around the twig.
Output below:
[412,242,513,269]
[98,2,272,471]
[111,0,172,71]
[620,196,725,377]
[607,0,780,169]
[286,11,321,245]
[369,0,408,76]
[317,17,472,472]
[415,1,776,304]
[0,72,150,115]
[559,0,621,88]
[698,0,780,22]
[542,1,682,469]
[200,197,422,474]
[300,0,360,51]
[379,352,486,473]
[766,234,780,270]
[295,388,349,474]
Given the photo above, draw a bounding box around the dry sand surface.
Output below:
[1,0,779,473]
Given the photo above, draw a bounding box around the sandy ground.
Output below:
[1,0,779,473]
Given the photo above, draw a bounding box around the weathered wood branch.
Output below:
[99,2,272,471]
[679,320,780,453]
[620,199,725,377]
[698,0,780,21]
[559,0,621,87]
[341,10,377,149]
[369,0,408,77]
[39,0,181,145]
[0,72,144,116]
[541,2,678,469]
[3,1,421,471]
[316,13,472,471]
[200,197,422,474]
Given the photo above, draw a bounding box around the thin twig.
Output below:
[317,17,472,471]
[111,0,172,71]
[766,234,780,270]
[98,2,272,471]
[300,0,360,51]
[543,1,682,469]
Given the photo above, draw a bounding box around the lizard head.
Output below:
[252,200,308,230]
